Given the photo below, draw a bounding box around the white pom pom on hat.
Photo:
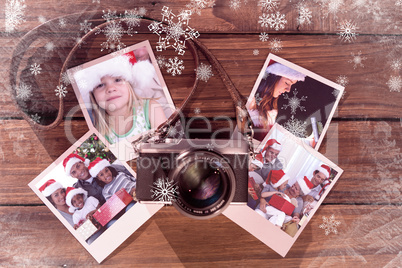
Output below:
[39,179,63,197]
[266,62,306,82]
[88,157,111,178]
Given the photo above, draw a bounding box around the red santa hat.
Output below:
[73,51,156,104]
[266,62,306,82]
[261,139,282,154]
[297,176,314,195]
[251,153,264,169]
[317,164,331,179]
[88,157,111,178]
[63,153,90,176]
[65,187,88,213]
[268,169,290,188]
[39,179,63,197]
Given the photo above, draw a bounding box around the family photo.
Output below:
[246,54,344,149]
[68,41,175,161]
[247,124,340,237]
[34,133,137,244]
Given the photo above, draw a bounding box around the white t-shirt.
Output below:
[72,196,99,225]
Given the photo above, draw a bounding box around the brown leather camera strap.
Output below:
[12,12,253,139]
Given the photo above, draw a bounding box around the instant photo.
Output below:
[28,131,163,263]
[67,41,175,161]
[224,123,343,257]
[242,54,344,150]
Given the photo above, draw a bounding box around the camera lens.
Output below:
[170,150,236,219]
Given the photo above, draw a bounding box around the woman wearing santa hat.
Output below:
[247,62,306,141]
[39,179,74,227]
[73,50,167,144]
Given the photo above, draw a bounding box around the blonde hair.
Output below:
[90,80,141,138]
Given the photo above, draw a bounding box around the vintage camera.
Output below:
[136,138,249,219]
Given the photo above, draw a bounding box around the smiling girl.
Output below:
[74,53,167,144]
[247,62,306,141]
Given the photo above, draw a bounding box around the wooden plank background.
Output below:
[0,0,401,267]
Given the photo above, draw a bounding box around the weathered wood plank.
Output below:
[2,34,401,119]
[0,204,400,266]
[0,119,400,205]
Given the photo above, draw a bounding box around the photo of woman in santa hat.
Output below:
[72,45,173,144]
[247,61,306,141]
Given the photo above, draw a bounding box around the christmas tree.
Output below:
[73,134,116,163]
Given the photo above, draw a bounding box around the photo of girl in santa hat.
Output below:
[247,61,306,141]
[72,44,173,144]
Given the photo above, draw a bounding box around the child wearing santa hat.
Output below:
[73,51,167,144]
[65,187,100,229]
[88,157,136,201]
[247,62,306,141]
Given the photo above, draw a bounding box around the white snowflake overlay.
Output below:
[229,0,241,11]
[337,20,359,43]
[281,89,307,115]
[314,0,344,17]
[55,85,67,98]
[259,32,269,42]
[186,0,216,16]
[156,55,167,69]
[166,57,185,76]
[267,11,287,31]
[319,214,341,235]
[258,0,280,12]
[95,20,136,52]
[390,59,401,72]
[387,76,401,92]
[80,20,92,34]
[269,38,283,52]
[296,4,313,26]
[148,6,199,55]
[16,82,32,101]
[194,107,201,114]
[151,177,178,202]
[5,0,26,33]
[253,49,260,56]
[30,113,41,124]
[336,75,349,87]
[30,63,42,76]
[196,63,214,82]
[348,51,367,69]
[283,115,307,138]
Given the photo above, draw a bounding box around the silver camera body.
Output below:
[136,138,249,219]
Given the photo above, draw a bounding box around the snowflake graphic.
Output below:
[151,177,178,202]
[387,76,401,92]
[95,20,136,52]
[5,0,26,33]
[267,11,287,31]
[390,59,401,71]
[281,89,307,115]
[196,62,214,82]
[337,20,359,43]
[30,63,41,76]
[186,0,216,15]
[61,72,71,86]
[314,0,344,17]
[297,4,313,25]
[80,20,92,33]
[30,113,41,124]
[45,42,55,52]
[348,51,366,69]
[148,6,199,56]
[206,143,214,151]
[55,85,67,98]
[38,15,46,24]
[166,57,185,76]
[283,115,307,138]
[336,75,349,87]
[258,0,279,12]
[16,83,32,101]
[259,32,269,42]
[194,107,201,114]
[156,55,167,69]
[72,35,86,48]
[253,49,260,56]
[319,214,341,235]
[122,9,143,28]
[58,18,67,28]
[229,0,241,10]
[102,9,118,22]
[269,38,283,52]
[258,13,271,28]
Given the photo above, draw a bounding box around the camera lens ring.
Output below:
[169,150,236,219]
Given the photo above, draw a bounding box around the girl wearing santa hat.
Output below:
[73,52,167,144]
[65,187,100,229]
[247,62,306,141]
[39,179,74,227]
[88,157,136,201]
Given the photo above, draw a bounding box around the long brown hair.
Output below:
[255,73,282,121]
